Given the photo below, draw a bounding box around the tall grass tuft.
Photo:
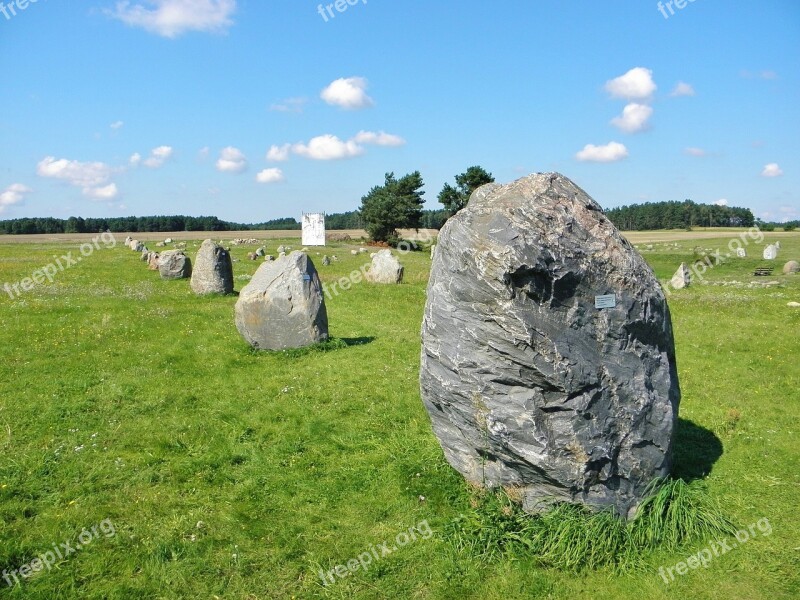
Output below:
[443,478,736,572]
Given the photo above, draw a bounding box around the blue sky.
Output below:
[1,0,798,223]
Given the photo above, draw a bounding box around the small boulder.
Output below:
[322,255,331,266]
[256,247,266,257]
[351,250,359,256]
[191,239,234,295]
[158,250,192,280]
[670,263,691,289]
[366,249,404,284]
[164,238,173,244]
[788,302,800,308]
[247,252,258,261]
[783,260,799,274]
[265,255,275,262]
[147,252,160,270]
[234,252,328,350]
[736,248,746,258]
[277,245,286,254]
[763,244,778,260]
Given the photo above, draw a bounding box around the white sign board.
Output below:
[302,213,326,246]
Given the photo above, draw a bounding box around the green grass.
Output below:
[0,233,798,599]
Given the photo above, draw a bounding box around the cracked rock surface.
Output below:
[419,172,680,518]
[235,251,328,350]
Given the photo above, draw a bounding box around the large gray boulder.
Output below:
[234,252,328,350]
[158,250,192,280]
[763,244,778,260]
[366,249,404,284]
[191,239,234,295]
[419,173,681,519]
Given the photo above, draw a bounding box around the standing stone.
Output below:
[147,252,160,271]
[191,239,234,295]
[277,245,286,254]
[322,255,331,266]
[783,260,800,274]
[158,250,192,280]
[140,249,150,261]
[164,238,173,244]
[736,248,746,258]
[775,241,781,250]
[234,252,328,350]
[265,255,275,262]
[420,173,680,519]
[670,263,691,289]
[366,249,404,284]
[256,247,266,257]
[247,252,258,261]
[351,249,359,256]
[125,236,133,246]
[763,244,778,260]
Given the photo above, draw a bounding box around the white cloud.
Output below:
[670,82,695,97]
[269,97,307,113]
[110,120,124,130]
[129,152,142,166]
[352,130,406,146]
[37,156,113,189]
[255,168,285,184]
[321,77,374,110]
[266,144,291,162]
[761,163,783,177]
[142,145,174,168]
[741,70,778,80]
[37,156,121,200]
[714,199,728,206]
[684,147,707,157]
[292,135,364,160]
[610,103,653,133]
[216,146,247,173]
[84,183,119,200]
[575,142,629,163]
[107,0,237,38]
[604,67,656,101]
[0,183,32,213]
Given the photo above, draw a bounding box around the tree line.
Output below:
[1,169,768,238]
[605,200,755,230]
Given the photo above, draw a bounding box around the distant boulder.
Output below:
[670,263,691,289]
[366,249,404,284]
[783,260,799,275]
[158,250,192,280]
[191,239,234,295]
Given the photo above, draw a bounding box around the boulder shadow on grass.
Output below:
[671,418,723,481]
[245,336,375,358]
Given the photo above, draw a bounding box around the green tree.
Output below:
[438,166,495,215]
[359,171,425,242]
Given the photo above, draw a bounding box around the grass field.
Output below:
[0,229,798,599]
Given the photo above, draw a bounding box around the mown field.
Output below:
[0,229,798,599]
